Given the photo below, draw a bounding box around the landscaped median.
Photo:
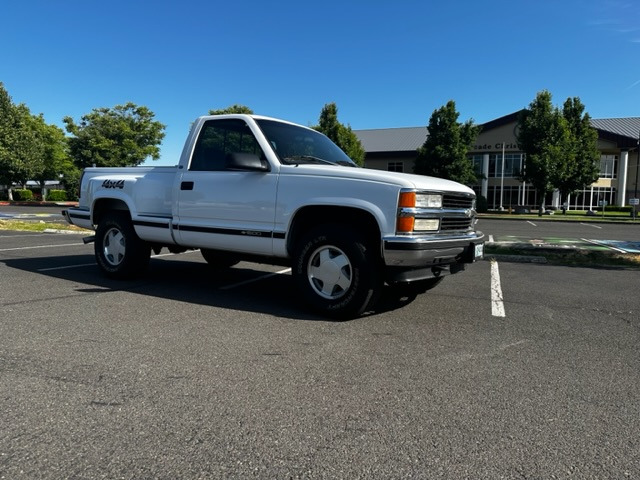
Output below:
[479,209,639,223]
[0,218,90,234]
[485,237,640,268]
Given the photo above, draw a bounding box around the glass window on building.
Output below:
[488,153,523,178]
[388,162,404,172]
[487,185,531,210]
[571,187,617,210]
[470,155,484,176]
[599,155,617,179]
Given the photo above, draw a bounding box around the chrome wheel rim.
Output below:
[307,245,352,300]
[103,227,126,266]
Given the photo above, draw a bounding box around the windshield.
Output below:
[256,119,358,167]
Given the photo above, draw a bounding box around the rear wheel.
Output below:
[293,225,382,319]
[95,211,150,279]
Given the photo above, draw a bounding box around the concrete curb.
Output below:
[484,254,547,264]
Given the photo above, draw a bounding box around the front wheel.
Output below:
[293,225,382,319]
[95,212,150,279]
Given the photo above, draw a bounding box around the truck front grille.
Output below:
[443,194,474,209]
[440,217,473,231]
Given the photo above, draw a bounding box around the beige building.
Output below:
[356,111,640,210]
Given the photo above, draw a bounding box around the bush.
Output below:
[0,190,8,201]
[595,206,632,213]
[47,190,67,201]
[13,189,34,201]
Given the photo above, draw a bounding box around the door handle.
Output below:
[181,181,194,191]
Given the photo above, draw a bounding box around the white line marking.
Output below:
[35,250,198,271]
[490,260,506,317]
[221,268,291,290]
[488,235,495,243]
[526,221,537,227]
[0,233,53,238]
[580,238,627,253]
[580,223,602,229]
[0,243,84,252]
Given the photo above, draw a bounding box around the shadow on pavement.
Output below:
[2,253,417,320]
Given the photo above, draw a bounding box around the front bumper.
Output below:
[383,231,485,282]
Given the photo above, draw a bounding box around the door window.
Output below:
[189,119,264,171]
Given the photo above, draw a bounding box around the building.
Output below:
[355,112,640,210]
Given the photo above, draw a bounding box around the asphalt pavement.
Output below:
[1,225,639,478]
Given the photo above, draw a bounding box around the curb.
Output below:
[485,254,547,264]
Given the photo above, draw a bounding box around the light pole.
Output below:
[635,129,639,198]
[499,142,505,211]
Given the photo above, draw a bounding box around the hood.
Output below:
[282,165,475,195]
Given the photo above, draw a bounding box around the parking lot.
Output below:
[1,220,639,478]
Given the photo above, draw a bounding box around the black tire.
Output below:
[200,249,240,269]
[293,225,382,319]
[95,211,150,279]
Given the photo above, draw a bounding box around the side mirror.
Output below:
[226,152,269,172]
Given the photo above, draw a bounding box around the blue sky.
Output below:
[2,0,639,166]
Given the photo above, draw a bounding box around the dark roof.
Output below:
[479,111,524,131]
[590,118,640,140]
[354,115,640,154]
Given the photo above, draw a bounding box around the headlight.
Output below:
[416,194,442,208]
[414,219,440,231]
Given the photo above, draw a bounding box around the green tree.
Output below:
[414,100,480,185]
[517,90,571,216]
[64,103,165,169]
[209,104,254,115]
[30,116,74,200]
[314,102,365,166]
[0,84,46,199]
[558,97,599,205]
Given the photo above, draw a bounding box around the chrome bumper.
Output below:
[383,231,485,267]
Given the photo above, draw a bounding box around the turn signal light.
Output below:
[396,216,415,233]
[398,192,416,208]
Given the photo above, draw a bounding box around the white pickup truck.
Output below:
[64,114,484,318]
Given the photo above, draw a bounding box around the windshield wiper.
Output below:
[282,155,337,166]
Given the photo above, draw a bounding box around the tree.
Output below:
[516,91,571,216]
[558,97,599,204]
[314,103,366,166]
[0,84,46,199]
[414,100,480,185]
[30,116,74,200]
[64,103,165,169]
[209,104,254,115]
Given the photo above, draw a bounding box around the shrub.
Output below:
[47,190,68,201]
[595,206,632,213]
[13,189,34,201]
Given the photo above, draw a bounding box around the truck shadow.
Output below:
[2,253,416,321]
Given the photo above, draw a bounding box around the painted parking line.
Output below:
[490,260,505,317]
[0,242,84,252]
[580,223,603,229]
[220,268,292,290]
[582,239,640,254]
[526,221,537,227]
[36,250,200,272]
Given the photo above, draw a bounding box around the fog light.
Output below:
[414,219,440,231]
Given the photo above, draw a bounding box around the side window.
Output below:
[189,119,264,171]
